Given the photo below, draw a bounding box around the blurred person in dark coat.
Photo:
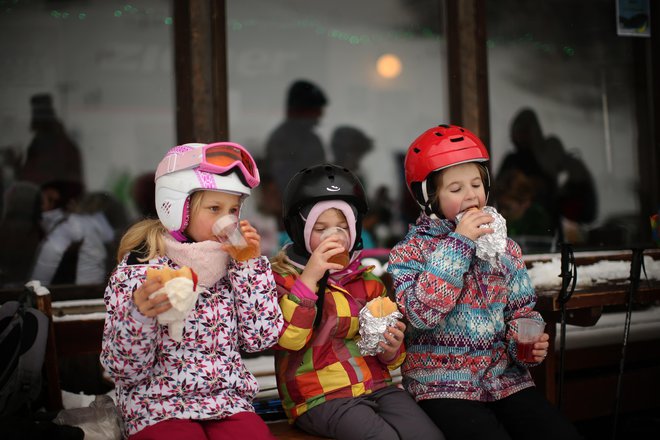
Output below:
[0,181,43,287]
[264,79,328,194]
[19,93,83,186]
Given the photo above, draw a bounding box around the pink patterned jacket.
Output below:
[101,254,283,437]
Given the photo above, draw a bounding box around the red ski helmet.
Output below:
[404,124,490,216]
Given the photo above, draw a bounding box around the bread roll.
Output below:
[147,266,197,288]
[367,297,398,318]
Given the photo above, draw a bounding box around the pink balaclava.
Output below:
[302,200,357,255]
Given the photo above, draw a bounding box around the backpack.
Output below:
[0,285,49,417]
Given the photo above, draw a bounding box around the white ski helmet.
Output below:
[154,142,260,241]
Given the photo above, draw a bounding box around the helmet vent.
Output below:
[161,201,171,214]
[450,136,464,143]
[413,147,421,153]
[438,124,450,128]
[324,165,336,181]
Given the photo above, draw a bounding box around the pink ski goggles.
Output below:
[155,142,260,188]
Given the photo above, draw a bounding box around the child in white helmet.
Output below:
[388,125,582,440]
[101,142,283,439]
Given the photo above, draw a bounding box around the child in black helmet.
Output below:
[388,125,582,440]
[270,164,444,440]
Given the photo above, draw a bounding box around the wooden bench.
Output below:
[268,421,326,439]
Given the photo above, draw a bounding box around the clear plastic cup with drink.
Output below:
[515,318,545,362]
[212,214,257,261]
[320,227,350,268]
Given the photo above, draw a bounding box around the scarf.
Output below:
[163,235,229,288]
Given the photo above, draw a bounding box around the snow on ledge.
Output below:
[528,256,660,289]
[52,298,105,308]
[53,312,106,322]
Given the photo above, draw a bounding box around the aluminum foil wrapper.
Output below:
[357,305,403,356]
[456,206,507,267]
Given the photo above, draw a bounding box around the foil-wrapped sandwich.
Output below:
[456,206,507,267]
[357,297,403,356]
[146,266,200,342]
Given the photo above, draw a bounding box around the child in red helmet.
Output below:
[270,164,444,440]
[388,125,582,440]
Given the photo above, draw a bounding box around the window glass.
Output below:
[0,0,174,288]
[226,0,448,255]
[486,1,642,254]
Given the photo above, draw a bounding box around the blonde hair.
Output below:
[270,250,300,279]
[116,191,206,263]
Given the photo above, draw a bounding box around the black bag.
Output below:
[0,294,49,417]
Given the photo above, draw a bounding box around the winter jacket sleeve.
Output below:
[500,239,544,366]
[388,231,476,330]
[30,216,84,284]
[100,264,160,386]
[274,273,318,351]
[228,256,284,353]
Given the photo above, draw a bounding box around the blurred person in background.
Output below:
[265,79,329,195]
[20,93,83,187]
[0,181,43,287]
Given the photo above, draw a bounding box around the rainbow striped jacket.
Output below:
[273,260,405,421]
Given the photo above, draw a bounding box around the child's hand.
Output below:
[455,209,495,242]
[133,276,172,318]
[221,220,261,260]
[532,333,550,363]
[299,235,346,290]
[240,220,261,258]
[378,320,406,362]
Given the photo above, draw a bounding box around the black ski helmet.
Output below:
[283,164,368,257]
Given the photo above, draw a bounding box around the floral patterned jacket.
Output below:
[101,254,283,437]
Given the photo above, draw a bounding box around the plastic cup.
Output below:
[212,215,256,261]
[515,318,545,362]
[320,227,350,268]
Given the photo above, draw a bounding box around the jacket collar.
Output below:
[411,212,455,237]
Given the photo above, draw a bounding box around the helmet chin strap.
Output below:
[421,177,441,218]
[421,177,430,205]
[421,177,433,216]
[170,230,189,242]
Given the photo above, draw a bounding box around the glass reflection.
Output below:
[227,0,448,255]
[486,0,643,253]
